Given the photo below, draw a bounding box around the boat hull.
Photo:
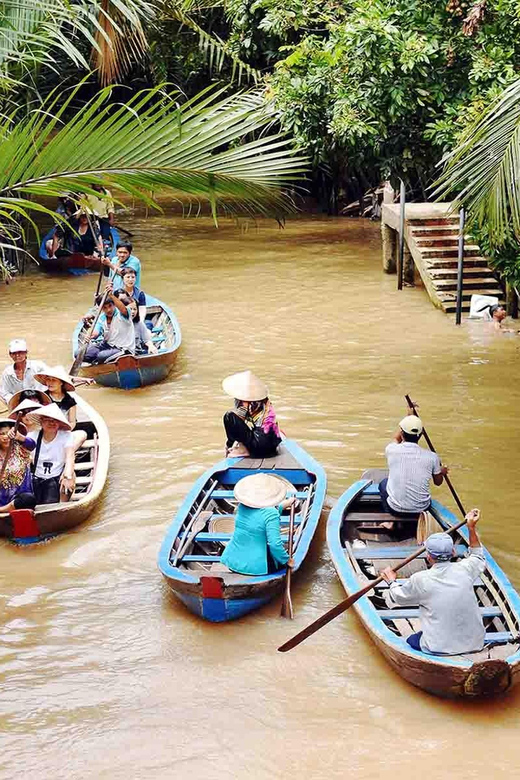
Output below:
[158,439,327,622]
[72,295,182,389]
[0,393,110,544]
[327,474,520,699]
[39,227,120,274]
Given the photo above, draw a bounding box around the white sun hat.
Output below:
[8,338,27,353]
[31,402,72,431]
[34,365,75,392]
[233,473,288,508]
[222,370,268,402]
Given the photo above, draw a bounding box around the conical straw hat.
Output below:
[0,418,28,436]
[222,371,268,402]
[8,389,51,412]
[9,399,43,418]
[233,473,288,508]
[31,402,72,431]
[34,365,75,392]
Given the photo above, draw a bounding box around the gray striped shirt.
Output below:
[385,441,441,513]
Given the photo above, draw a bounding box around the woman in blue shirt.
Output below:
[221,473,295,576]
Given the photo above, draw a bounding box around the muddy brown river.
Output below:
[0,215,519,779]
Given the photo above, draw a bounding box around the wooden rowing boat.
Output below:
[72,294,182,389]
[38,227,120,275]
[0,393,110,544]
[328,468,520,698]
[158,439,327,622]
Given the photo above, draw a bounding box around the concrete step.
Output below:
[438,288,504,303]
[425,257,489,269]
[430,271,496,283]
[408,218,459,227]
[433,278,502,291]
[428,266,495,277]
[415,236,467,247]
[410,225,461,235]
[421,245,481,258]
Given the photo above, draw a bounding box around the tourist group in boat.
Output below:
[1,202,519,701]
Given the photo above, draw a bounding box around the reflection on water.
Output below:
[0,215,519,779]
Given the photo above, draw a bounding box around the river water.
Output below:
[0,215,519,779]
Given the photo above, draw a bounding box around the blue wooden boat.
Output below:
[72,294,182,389]
[38,226,120,275]
[328,468,520,698]
[158,440,327,622]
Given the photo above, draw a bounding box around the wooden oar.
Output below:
[278,515,469,652]
[404,394,466,517]
[173,479,218,565]
[281,502,296,619]
[69,287,110,376]
[0,412,22,485]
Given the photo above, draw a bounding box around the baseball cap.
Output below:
[399,414,423,435]
[8,338,27,353]
[424,532,454,561]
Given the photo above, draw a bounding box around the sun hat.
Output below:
[8,338,27,353]
[424,532,454,561]
[399,414,423,436]
[30,403,72,431]
[7,389,51,413]
[0,418,28,436]
[222,371,268,402]
[34,365,75,392]
[233,473,288,508]
[9,399,44,419]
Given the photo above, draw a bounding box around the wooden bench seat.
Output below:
[380,607,503,620]
[352,544,467,560]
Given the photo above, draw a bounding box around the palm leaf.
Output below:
[0,82,307,239]
[432,78,520,242]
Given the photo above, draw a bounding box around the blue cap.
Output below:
[424,532,454,561]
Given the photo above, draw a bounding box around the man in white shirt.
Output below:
[0,339,47,403]
[83,283,135,364]
[379,414,448,516]
[382,509,486,655]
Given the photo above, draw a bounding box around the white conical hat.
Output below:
[233,473,288,508]
[9,399,43,418]
[0,417,28,436]
[31,402,72,431]
[222,370,268,402]
[34,365,75,392]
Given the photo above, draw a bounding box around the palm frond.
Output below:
[92,0,150,86]
[0,83,307,238]
[432,78,520,242]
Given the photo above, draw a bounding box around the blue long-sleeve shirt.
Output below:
[221,503,289,575]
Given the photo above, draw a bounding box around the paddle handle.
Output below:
[405,394,466,517]
[0,414,22,485]
[281,501,296,618]
[278,515,469,652]
[69,287,111,376]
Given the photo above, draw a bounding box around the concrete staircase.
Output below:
[408,216,504,313]
[381,203,504,314]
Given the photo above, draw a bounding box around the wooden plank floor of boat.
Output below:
[231,444,301,471]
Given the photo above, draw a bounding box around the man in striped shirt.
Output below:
[379,415,448,515]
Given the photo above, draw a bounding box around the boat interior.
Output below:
[341,469,520,662]
[68,404,99,503]
[169,445,317,579]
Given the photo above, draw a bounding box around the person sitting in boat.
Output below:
[49,212,103,260]
[102,242,141,290]
[222,371,282,458]
[0,339,47,404]
[83,284,135,365]
[121,267,147,321]
[221,473,295,575]
[33,366,88,453]
[378,415,448,517]
[28,404,76,504]
[381,509,486,655]
[0,419,37,515]
[128,299,158,355]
